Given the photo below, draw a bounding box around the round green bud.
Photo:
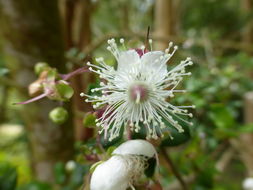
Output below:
[35,62,49,75]
[49,107,68,125]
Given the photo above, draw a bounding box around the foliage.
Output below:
[1,0,253,189]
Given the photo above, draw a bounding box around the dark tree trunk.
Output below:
[65,0,94,141]
[0,0,74,183]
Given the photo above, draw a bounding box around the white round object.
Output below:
[65,160,76,172]
[243,178,253,190]
[90,156,129,190]
[113,139,156,158]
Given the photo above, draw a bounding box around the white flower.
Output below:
[243,178,253,190]
[90,140,157,190]
[81,38,194,141]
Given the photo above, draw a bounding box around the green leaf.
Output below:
[132,122,147,140]
[0,68,9,77]
[56,82,74,101]
[18,181,52,190]
[83,113,96,127]
[69,164,89,186]
[161,122,191,147]
[196,166,216,188]
[106,146,116,156]
[238,123,253,133]
[0,163,17,190]
[208,104,235,129]
[100,126,124,149]
[54,162,66,184]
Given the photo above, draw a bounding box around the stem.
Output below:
[13,93,48,105]
[160,147,188,190]
[60,67,89,80]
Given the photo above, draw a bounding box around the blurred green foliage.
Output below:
[1,0,253,189]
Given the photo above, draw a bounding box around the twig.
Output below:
[215,147,234,173]
[160,147,188,190]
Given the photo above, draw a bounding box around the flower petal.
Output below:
[141,51,167,78]
[113,140,157,158]
[117,50,140,71]
[90,156,129,190]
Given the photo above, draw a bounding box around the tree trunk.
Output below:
[0,0,74,183]
[237,0,253,177]
[240,92,253,176]
[242,0,253,44]
[64,0,94,141]
[154,0,180,50]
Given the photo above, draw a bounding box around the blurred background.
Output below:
[1,0,253,189]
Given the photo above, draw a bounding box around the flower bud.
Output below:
[113,139,156,158]
[34,62,49,75]
[90,156,129,190]
[28,80,43,97]
[243,178,253,190]
[49,107,68,124]
[28,71,48,97]
[65,160,76,172]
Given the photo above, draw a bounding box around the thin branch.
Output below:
[160,147,188,190]
[13,93,48,105]
[60,67,89,80]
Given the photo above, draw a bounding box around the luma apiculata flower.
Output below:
[81,39,194,141]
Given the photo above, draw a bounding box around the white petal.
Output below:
[90,156,129,190]
[243,178,253,190]
[141,51,167,79]
[117,50,140,71]
[113,140,156,158]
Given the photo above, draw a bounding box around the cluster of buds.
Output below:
[15,62,88,124]
[15,62,88,105]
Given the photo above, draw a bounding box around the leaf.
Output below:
[132,122,147,140]
[54,162,66,184]
[18,181,52,190]
[0,68,9,76]
[56,82,74,101]
[208,104,235,129]
[238,123,253,133]
[99,125,124,149]
[0,163,17,190]
[70,164,89,186]
[161,120,191,147]
[83,113,96,127]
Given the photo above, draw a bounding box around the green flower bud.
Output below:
[35,62,49,75]
[49,107,68,124]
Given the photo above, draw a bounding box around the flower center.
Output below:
[128,83,149,104]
